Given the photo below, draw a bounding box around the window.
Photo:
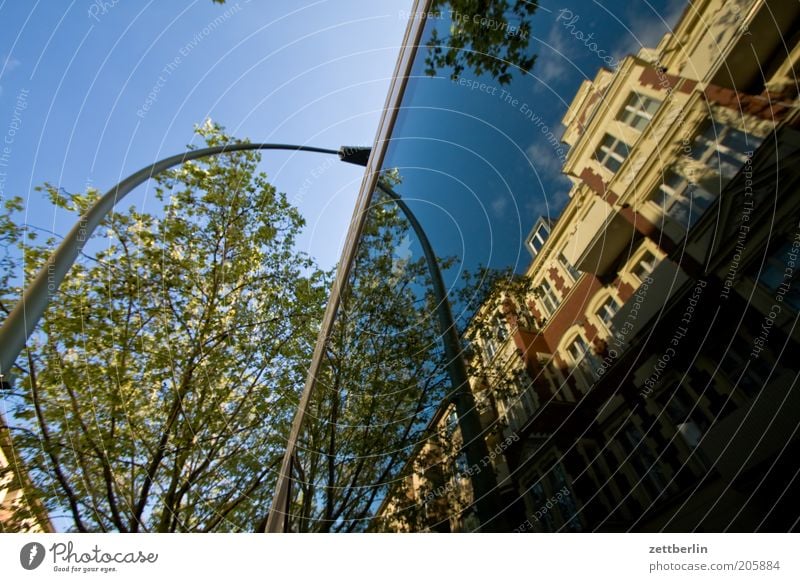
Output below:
[653,122,763,229]
[522,463,582,532]
[493,313,509,342]
[618,93,661,132]
[483,338,498,363]
[594,133,631,173]
[651,170,716,229]
[691,122,761,180]
[537,279,560,317]
[654,382,712,471]
[542,359,570,401]
[723,333,773,398]
[500,371,538,432]
[566,334,592,363]
[758,240,800,312]
[632,249,659,282]
[558,252,581,280]
[550,464,582,531]
[621,425,668,500]
[596,295,622,328]
[525,480,557,532]
[527,219,551,258]
[445,408,459,436]
[565,334,602,387]
[483,313,508,363]
[529,229,546,255]
[656,383,711,434]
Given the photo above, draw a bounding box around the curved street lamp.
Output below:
[0,142,505,532]
[0,143,368,383]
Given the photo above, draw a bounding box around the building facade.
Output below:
[375,0,800,532]
[1,414,52,532]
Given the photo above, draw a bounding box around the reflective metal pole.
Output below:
[267,179,506,532]
[376,182,505,531]
[0,143,365,387]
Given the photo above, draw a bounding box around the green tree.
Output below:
[424,0,538,85]
[286,184,452,532]
[0,122,330,532]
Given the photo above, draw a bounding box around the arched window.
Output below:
[560,329,602,391]
[595,293,622,331]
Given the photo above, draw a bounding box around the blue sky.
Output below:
[379,0,687,288]
[0,0,686,273]
[0,0,411,269]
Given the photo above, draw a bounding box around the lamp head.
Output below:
[338,146,372,167]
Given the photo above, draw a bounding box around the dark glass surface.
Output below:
[285,0,800,533]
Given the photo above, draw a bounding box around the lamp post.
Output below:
[376,181,505,532]
[0,140,505,532]
[0,142,369,386]
[266,178,506,533]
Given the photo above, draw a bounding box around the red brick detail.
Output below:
[592,336,609,357]
[616,279,636,302]
[512,328,528,354]
[541,274,604,352]
[516,328,549,355]
[583,321,600,343]
[579,167,608,196]
[549,267,567,293]
[704,84,793,122]
[639,66,685,94]
[527,300,543,326]
[576,90,606,137]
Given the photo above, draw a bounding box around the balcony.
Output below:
[561,196,636,276]
[608,257,690,347]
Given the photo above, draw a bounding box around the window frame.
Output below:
[537,278,561,317]
[631,248,659,282]
[558,252,581,281]
[595,293,622,330]
[650,168,717,229]
[527,220,551,259]
[563,331,602,390]
[594,133,631,174]
[618,92,662,132]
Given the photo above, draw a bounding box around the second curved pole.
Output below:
[376,182,506,532]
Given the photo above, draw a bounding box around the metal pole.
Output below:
[267,180,506,532]
[375,182,505,531]
[0,143,360,386]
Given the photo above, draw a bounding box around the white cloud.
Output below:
[491,194,509,217]
[1,55,21,76]
[0,55,21,97]
[526,141,563,176]
[611,0,687,61]
[535,22,579,90]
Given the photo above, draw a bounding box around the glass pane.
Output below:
[277,0,800,535]
[605,155,623,173]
